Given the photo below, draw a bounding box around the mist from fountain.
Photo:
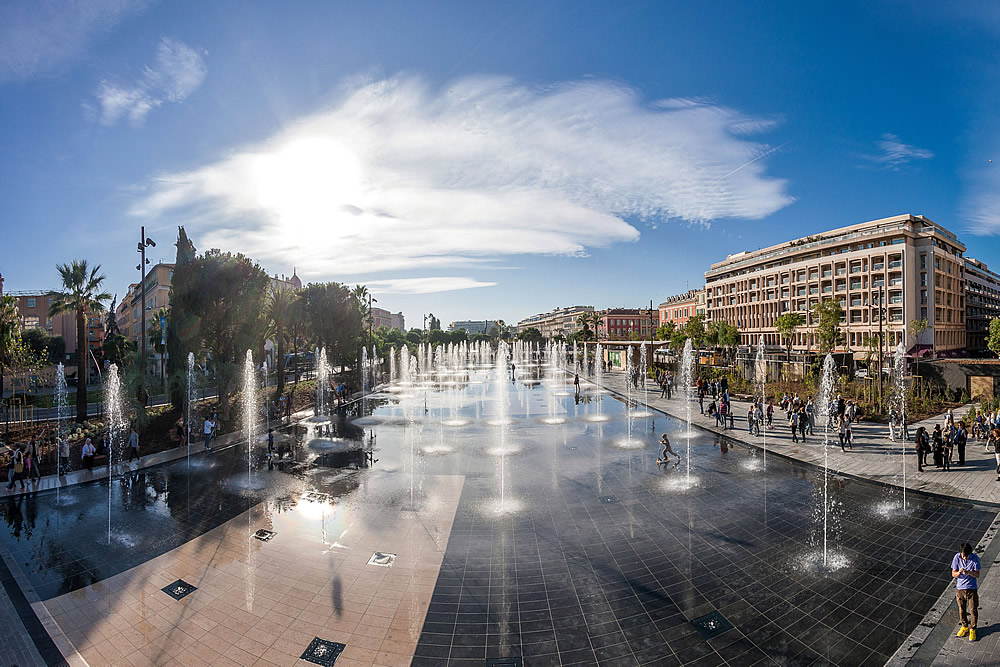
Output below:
[187,353,195,467]
[242,349,258,611]
[104,364,126,545]
[756,335,767,467]
[681,339,694,485]
[893,342,908,511]
[818,354,838,568]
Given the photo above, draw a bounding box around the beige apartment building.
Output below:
[516,305,594,338]
[704,214,966,357]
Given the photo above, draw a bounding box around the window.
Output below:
[921,289,927,304]
[23,316,39,328]
[921,307,927,320]
[26,298,35,308]
[921,273,927,287]
[920,254,926,269]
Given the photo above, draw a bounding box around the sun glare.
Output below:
[251,137,364,231]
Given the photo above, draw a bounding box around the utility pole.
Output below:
[136,227,155,390]
[649,299,655,377]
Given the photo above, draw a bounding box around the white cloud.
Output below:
[863,133,933,169]
[367,277,497,294]
[0,0,150,83]
[96,38,205,125]
[132,75,792,276]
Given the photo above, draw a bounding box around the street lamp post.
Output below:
[136,227,155,392]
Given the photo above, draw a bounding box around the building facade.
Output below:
[515,306,594,338]
[658,290,705,326]
[7,291,103,360]
[598,308,657,340]
[704,214,966,357]
[371,307,405,330]
[965,258,1000,357]
[449,320,489,335]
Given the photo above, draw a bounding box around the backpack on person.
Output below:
[13,451,24,474]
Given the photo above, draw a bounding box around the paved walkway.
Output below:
[591,370,1000,667]
[595,371,1000,506]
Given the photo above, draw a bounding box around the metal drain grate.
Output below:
[691,611,733,639]
[253,529,276,541]
[300,637,345,666]
[486,659,522,667]
[161,579,197,601]
[368,551,396,567]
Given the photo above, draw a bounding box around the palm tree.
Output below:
[269,286,300,398]
[50,261,110,422]
[0,294,21,423]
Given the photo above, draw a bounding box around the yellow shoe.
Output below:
[970,628,977,642]
[957,627,969,638]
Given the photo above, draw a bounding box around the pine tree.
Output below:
[167,227,198,409]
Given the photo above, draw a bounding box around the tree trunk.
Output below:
[76,309,87,423]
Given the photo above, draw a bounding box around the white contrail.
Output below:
[713,142,789,184]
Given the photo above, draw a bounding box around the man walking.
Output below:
[952,542,980,642]
[127,426,140,463]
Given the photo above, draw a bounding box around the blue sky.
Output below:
[3,0,1000,328]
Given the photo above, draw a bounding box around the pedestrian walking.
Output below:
[805,398,815,436]
[698,390,705,415]
[766,401,774,428]
[955,421,968,466]
[790,409,799,443]
[718,400,728,430]
[914,427,926,472]
[838,415,849,452]
[798,406,807,442]
[28,434,42,481]
[952,542,980,642]
[6,446,25,491]
[574,374,580,396]
[58,437,70,476]
[127,426,140,463]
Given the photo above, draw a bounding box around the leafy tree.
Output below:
[518,327,543,343]
[655,321,676,341]
[406,329,424,345]
[192,249,270,420]
[101,332,136,369]
[774,312,806,361]
[812,299,844,355]
[20,327,50,359]
[683,314,705,348]
[50,260,111,422]
[628,330,643,341]
[670,331,689,351]
[0,294,21,417]
[449,329,468,343]
[715,321,739,360]
[987,319,1000,358]
[576,313,600,341]
[301,282,363,367]
[428,329,451,346]
[166,227,198,409]
[908,318,929,347]
[269,286,300,398]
